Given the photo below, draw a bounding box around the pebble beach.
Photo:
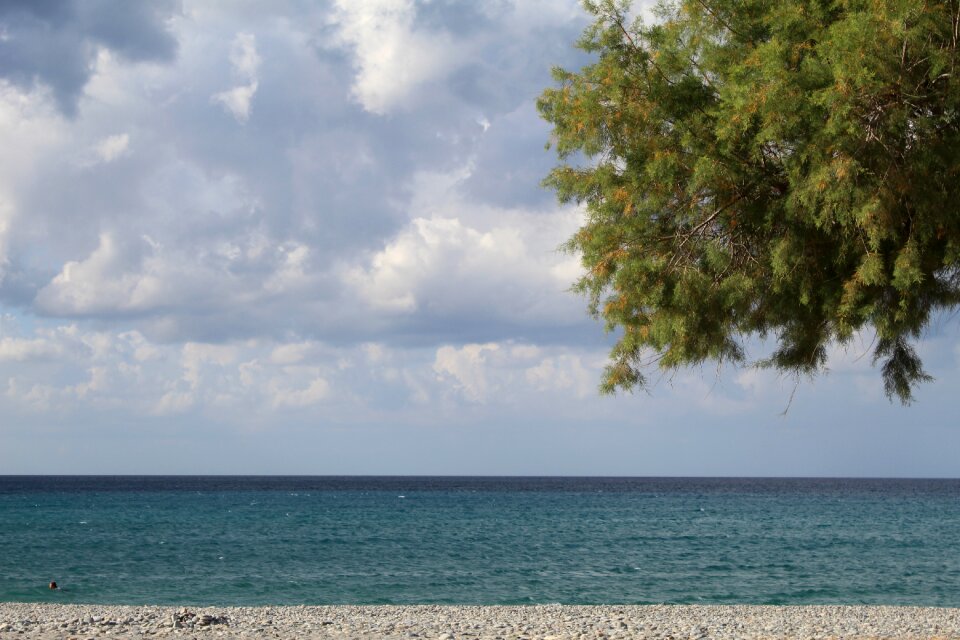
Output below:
[1,603,959,639]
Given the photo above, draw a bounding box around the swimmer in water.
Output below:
[48,581,58,590]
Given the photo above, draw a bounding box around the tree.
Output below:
[538,0,960,403]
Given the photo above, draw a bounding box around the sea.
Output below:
[1,476,958,607]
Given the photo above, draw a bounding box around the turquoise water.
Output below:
[1,477,958,606]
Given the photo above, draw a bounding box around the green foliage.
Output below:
[539,0,960,403]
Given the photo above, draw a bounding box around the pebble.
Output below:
[0,603,958,639]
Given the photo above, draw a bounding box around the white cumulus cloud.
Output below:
[434,342,501,402]
[329,0,460,114]
[35,233,156,315]
[343,166,584,326]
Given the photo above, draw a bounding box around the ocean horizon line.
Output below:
[3,473,960,479]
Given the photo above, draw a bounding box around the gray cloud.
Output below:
[0,0,180,115]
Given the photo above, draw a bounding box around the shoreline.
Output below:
[2,603,960,639]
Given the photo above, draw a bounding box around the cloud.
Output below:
[71,365,109,399]
[433,342,500,402]
[0,323,148,412]
[0,313,610,420]
[1,310,959,478]
[0,0,180,116]
[0,318,339,417]
[269,342,311,365]
[524,353,594,398]
[212,80,258,123]
[1,1,594,348]
[212,33,260,122]
[228,32,261,78]
[31,227,326,346]
[267,371,330,409]
[0,335,64,362]
[92,133,130,163]
[328,0,460,114]
[0,82,66,283]
[34,232,166,315]
[432,341,598,403]
[181,342,239,388]
[342,163,587,343]
[347,213,560,315]
[0,193,11,283]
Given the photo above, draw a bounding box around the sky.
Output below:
[0,0,957,477]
